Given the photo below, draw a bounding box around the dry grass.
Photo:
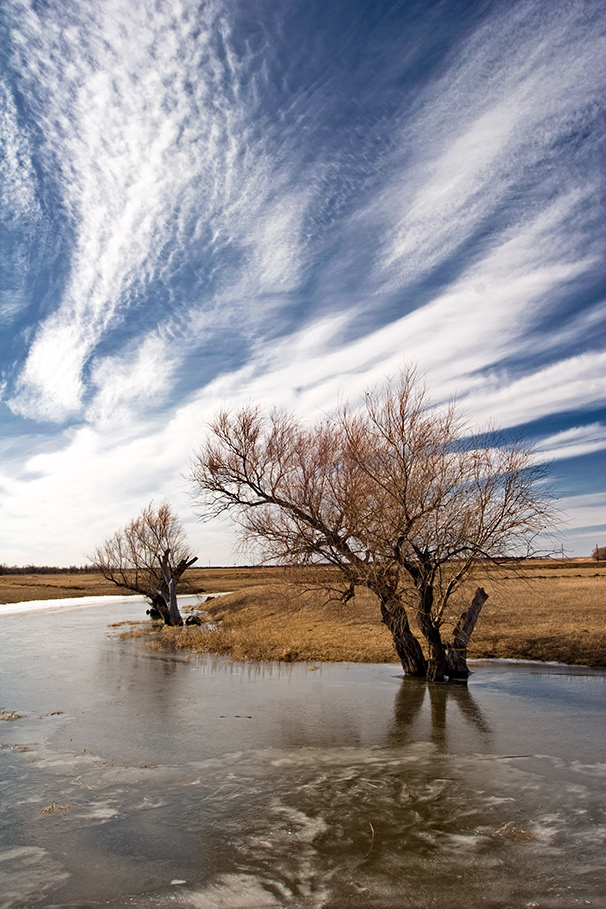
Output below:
[0,565,290,603]
[147,561,605,667]
[151,584,397,662]
[470,566,606,665]
[0,572,128,603]
[3,562,604,667]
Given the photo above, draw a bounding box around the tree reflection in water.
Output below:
[386,677,492,752]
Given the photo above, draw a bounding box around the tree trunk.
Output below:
[148,593,170,623]
[150,587,183,625]
[413,581,449,682]
[379,596,427,677]
[417,613,447,682]
[152,552,185,626]
[445,587,489,679]
[426,642,447,682]
[149,552,197,626]
[166,575,183,626]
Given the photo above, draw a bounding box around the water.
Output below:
[0,597,604,908]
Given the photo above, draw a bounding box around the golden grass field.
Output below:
[2,562,604,667]
[0,566,281,603]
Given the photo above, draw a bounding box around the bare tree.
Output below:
[92,502,197,626]
[190,369,555,680]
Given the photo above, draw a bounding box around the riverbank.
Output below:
[151,561,604,667]
[3,562,605,667]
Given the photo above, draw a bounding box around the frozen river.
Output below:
[0,596,604,908]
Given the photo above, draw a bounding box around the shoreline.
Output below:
[2,566,604,668]
[1,593,603,674]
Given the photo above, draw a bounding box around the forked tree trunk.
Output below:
[155,555,185,626]
[149,550,198,626]
[445,587,489,679]
[379,595,427,677]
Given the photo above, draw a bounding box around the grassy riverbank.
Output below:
[2,562,604,667]
[157,561,604,667]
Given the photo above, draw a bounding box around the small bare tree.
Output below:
[190,369,555,680]
[92,501,197,626]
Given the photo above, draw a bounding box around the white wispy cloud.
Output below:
[459,352,606,429]
[8,0,603,431]
[0,417,197,565]
[1,318,602,568]
[0,79,39,225]
[558,492,606,531]
[87,335,179,428]
[8,0,312,421]
[370,0,603,290]
[535,424,606,463]
[8,0,213,418]
[0,77,41,324]
[185,222,603,432]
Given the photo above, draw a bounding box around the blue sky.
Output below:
[0,0,604,567]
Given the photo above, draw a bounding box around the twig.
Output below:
[364,821,375,857]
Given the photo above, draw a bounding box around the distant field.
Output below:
[2,562,604,667]
[0,566,287,603]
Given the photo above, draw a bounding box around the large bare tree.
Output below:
[190,369,555,680]
[92,501,197,626]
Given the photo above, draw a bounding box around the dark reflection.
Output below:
[386,678,492,751]
[202,656,298,680]
[100,644,182,717]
